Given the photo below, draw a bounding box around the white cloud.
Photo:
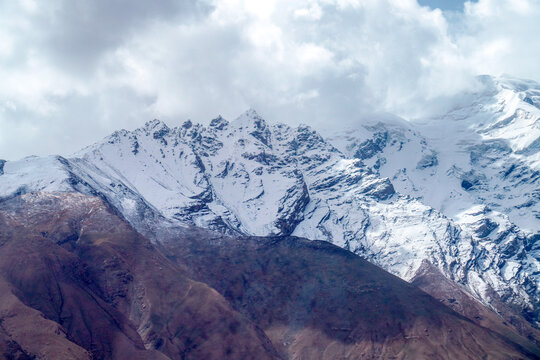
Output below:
[294,3,323,20]
[457,0,540,80]
[0,0,539,160]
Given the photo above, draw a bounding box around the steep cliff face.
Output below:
[0,192,537,359]
[0,76,538,330]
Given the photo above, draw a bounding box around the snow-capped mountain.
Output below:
[0,75,538,327]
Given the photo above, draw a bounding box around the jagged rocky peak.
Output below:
[208,115,229,130]
[182,119,193,129]
[144,118,169,130]
[100,129,130,146]
[142,118,171,139]
[232,108,272,147]
[288,125,340,160]
[235,108,264,124]
[231,108,261,128]
[295,124,324,144]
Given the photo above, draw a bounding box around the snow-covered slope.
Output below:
[326,76,540,318]
[0,76,538,327]
[328,76,539,232]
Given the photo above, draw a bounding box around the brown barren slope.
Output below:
[162,231,540,360]
[0,191,538,359]
[0,192,279,359]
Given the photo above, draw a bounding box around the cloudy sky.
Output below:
[1,0,539,160]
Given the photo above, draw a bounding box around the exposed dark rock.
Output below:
[274,180,310,236]
[209,116,229,130]
[182,120,193,129]
[359,177,395,200]
[242,152,279,165]
[469,140,511,165]
[200,135,224,154]
[246,112,272,148]
[142,119,170,146]
[472,218,499,238]
[353,131,388,160]
[131,136,140,155]
[461,179,476,190]
[416,152,438,169]
[1,192,539,359]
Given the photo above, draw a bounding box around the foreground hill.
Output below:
[0,191,537,359]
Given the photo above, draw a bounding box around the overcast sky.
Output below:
[1,0,539,160]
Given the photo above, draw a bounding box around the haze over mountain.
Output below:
[1,0,539,161]
[0,74,538,358]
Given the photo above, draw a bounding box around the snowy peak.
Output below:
[0,155,79,196]
[425,75,540,163]
[231,109,273,148]
[480,76,540,156]
[66,111,315,236]
[496,75,540,107]
[208,115,229,130]
[143,118,170,132]
[233,108,265,126]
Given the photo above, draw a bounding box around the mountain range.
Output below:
[0,75,539,359]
